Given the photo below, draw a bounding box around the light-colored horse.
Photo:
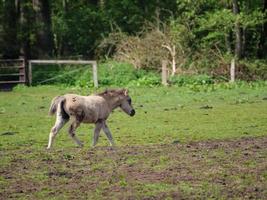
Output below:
[47,89,135,149]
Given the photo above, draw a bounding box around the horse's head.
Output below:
[98,89,135,116]
[119,89,135,117]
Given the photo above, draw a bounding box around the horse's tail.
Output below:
[49,96,65,116]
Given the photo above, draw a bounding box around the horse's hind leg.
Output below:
[68,121,83,147]
[47,114,68,149]
[102,121,115,146]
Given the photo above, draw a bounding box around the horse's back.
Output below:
[63,94,109,123]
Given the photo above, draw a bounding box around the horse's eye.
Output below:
[127,98,132,104]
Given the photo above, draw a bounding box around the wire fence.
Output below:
[37,67,86,84]
[31,64,92,86]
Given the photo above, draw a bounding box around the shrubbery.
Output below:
[30,61,267,90]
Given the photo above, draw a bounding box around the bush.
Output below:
[98,61,161,87]
[32,64,86,86]
[169,74,215,86]
[98,62,137,86]
[56,61,161,87]
[237,59,267,80]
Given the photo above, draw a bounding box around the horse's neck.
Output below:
[105,96,121,110]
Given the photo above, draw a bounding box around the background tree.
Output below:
[32,0,53,58]
[259,0,267,57]
[1,0,19,58]
[0,0,266,80]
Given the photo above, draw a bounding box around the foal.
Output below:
[47,89,135,149]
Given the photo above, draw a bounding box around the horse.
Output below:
[47,89,135,149]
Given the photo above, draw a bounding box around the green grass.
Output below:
[0,84,267,199]
[1,83,267,148]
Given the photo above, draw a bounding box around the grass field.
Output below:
[0,84,267,199]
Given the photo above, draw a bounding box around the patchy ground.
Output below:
[1,85,267,199]
[1,136,266,199]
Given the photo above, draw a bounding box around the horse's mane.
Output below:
[96,89,124,97]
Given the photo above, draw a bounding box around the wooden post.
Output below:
[230,58,235,83]
[92,61,98,88]
[28,62,32,86]
[162,60,168,86]
[19,57,26,83]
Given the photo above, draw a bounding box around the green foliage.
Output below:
[128,74,161,87]
[32,64,85,86]
[31,61,161,87]
[238,59,267,80]
[98,62,138,86]
[197,9,235,47]
[85,61,161,87]
[103,0,177,33]
[240,9,266,28]
[51,1,109,57]
[169,74,214,86]
[31,60,267,88]
[174,0,267,73]
[169,20,194,48]
[0,0,266,81]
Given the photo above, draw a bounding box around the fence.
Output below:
[28,60,98,87]
[0,59,26,84]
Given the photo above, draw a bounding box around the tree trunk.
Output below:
[99,0,104,9]
[171,45,176,76]
[259,0,267,58]
[232,0,242,59]
[162,44,176,76]
[2,0,19,58]
[18,1,27,59]
[33,0,53,58]
[155,0,160,31]
[225,32,232,54]
[242,27,246,57]
[60,0,68,56]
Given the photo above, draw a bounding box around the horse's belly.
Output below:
[82,116,96,123]
[82,107,109,123]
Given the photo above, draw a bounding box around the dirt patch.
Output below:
[0,136,266,199]
[1,131,18,136]
[47,171,73,178]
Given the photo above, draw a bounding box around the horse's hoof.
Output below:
[78,143,84,147]
[107,146,116,151]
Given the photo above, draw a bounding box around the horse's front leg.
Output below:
[102,121,115,146]
[92,120,103,147]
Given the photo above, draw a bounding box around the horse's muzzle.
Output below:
[130,109,135,116]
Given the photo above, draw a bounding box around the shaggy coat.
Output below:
[47,89,135,149]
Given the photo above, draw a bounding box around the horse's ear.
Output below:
[124,89,129,96]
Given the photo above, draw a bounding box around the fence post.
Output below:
[28,61,32,86]
[230,58,235,83]
[162,60,168,86]
[92,61,98,88]
[19,56,26,83]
